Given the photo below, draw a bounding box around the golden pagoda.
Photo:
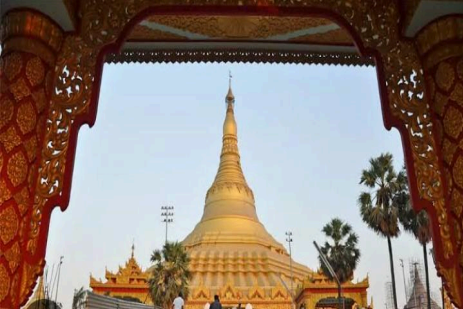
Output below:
[89,81,371,309]
[181,77,311,309]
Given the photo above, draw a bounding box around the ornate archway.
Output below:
[0,1,462,308]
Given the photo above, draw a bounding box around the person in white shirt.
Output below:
[173,292,185,309]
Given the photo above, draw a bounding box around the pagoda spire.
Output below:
[208,73,250,195]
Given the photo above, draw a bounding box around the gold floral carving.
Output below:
[16,101,37,135]
[0,265,10,302]
[451,189,463,217]
[444,106,463,140]
[450,83,463,106]
[442,139,457,165]
[4,53,23,81]
[25,57,45,87]
[433,92,448,117]
[10,78,31,102]
[436,62,455,92]
[0,97,14,130]
[7,152,28,187]
[28,35,96,257]
[24,136,38,163]
[5,242,21,273]
[14,188,30,217]
[32,89,47,114]
[0,206,19,245]
[453,156,463,190]
[0,180,12,205]
[0,127,22,153]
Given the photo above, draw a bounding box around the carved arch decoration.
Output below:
[0,1,462,308]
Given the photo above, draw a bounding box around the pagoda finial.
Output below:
[131,239,135,258]
[226,70,235,104]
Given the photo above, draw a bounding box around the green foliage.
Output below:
[319,218,360,283]
[358,153,408,238]
[72,287,86,309]
[148,242,191,309]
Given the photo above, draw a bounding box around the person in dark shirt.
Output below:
[210,295,222,309]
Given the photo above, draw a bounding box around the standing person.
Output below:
[173,292,185,309]
[210,295,222,309]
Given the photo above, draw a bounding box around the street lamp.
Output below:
[286,232,294,309]
[313,241,344,309]
[161,206,174,244]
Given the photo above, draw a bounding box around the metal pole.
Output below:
[400,259,408,301]
[313,241,343,309]
[55,256,64,306]
[161,206,174,244]
[286,231,294,301]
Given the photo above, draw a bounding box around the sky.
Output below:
[41,62,443,309]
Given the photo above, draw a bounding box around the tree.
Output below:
[149,242,191,309]
[400,201,433,309]
[358,153,408,309]
[72,287,86,309]
[319,218,361,283]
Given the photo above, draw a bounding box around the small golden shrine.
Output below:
[296,270,372,309]
[90,244,151,304]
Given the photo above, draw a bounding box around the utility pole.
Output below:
[314,241,344,309]
[400,259,408,301]
[285,231,294,303]
[55,256,64,306]
[161,206,174,244]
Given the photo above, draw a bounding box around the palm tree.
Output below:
[149,241,191,309]
[400,203,433,309]
[319,218,361,283]
[72,287,86,309]
[358,153,408,309]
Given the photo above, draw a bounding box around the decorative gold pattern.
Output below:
[0,180,12,204]
[107,49,373,66]
[0,265,10,302]
[0,206,19,245]
[25,57,45,87]
[444,106,463,139]
[10,78,31,102]
[0,10,58,307]
[0,97,14,130]
[436,62,456,92]
[16,101,37,135]
[14,188,30,217]
[32,89,47,114]
[0,127,22,153]
[24,136,38,163]
[4,53,23,81]
[7,152,28,187]
[5,242,21,273]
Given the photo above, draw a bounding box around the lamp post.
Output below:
[161,206,174,244]
[430,249,445,309]
[400,259,408,301]
[285,232,294,300]
[55,256,64,306]
[313,241,343,309]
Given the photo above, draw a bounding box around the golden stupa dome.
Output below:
[181,79,311,307]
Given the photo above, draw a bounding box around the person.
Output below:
[173,292,185,309]
[209,295,222,309]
